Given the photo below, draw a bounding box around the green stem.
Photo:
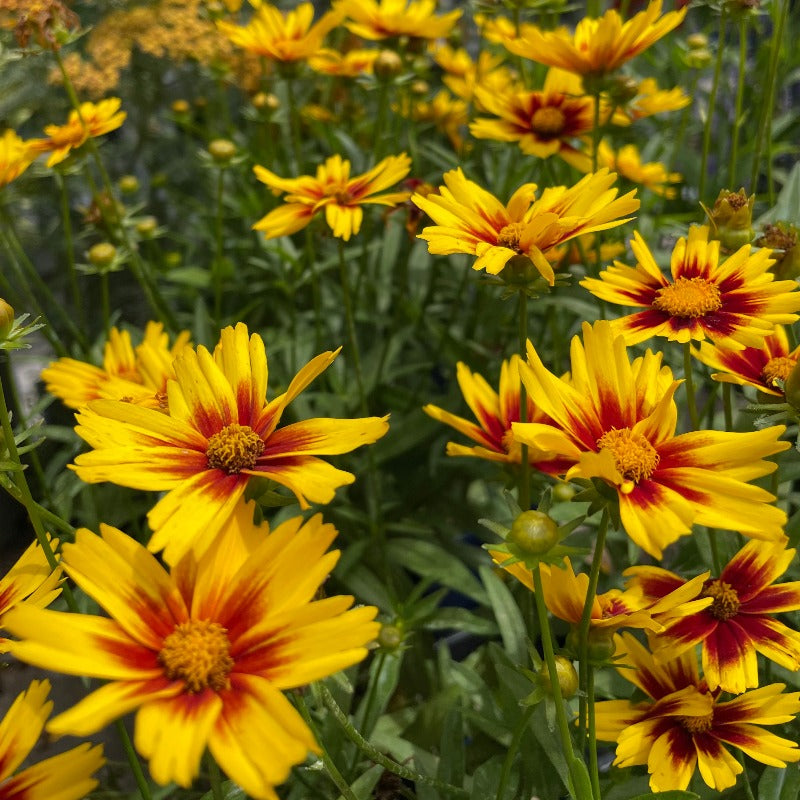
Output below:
[496,704,536,800]
[683,343,700,430]
[338,240,367,415]
[55,170,84,331]
[213,167,225,326]
[699,9,727,202]
[729,18,747,186]
[750,0,789,194]
[530,567,589,800]
[318,683,469,798]
[207,752,224,800]
[296,693,359,800]
[518,289,530,511]
[707,529,722,574]
[576,509,609,750]
[283,72,303,173]
[114,720,153,800]
[587,668,600,800]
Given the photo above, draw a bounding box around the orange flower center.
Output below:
[678,710,714,734]
[530,107,566,137]
[497,222,525,251]
[206,423,264,473]
[159,620,234,693]
[596,427,659,490]
[652,277,722,319]
[762,356,795,388]
[702,579,741,621]
[334,189,354,204]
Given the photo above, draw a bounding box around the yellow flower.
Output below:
[513,321,789,558]
[253,153,411,240]
[71,323,389,564]
[30,97,126,167]
[430,44,514,105]
[408,90,468,151]
[412,168,638,285]
[475,13,539,49]
[611,77,691,124]
[41,321,191,411]
[5,509,379,800]
[471,69,599,171]
[596,140,682,198]
[335,0,461,41]
[309,47,379,76]
[0,679,104,800]
[0,129,38,187]
[504,0,687,78]
[581,225,800,348]
[0,537,62,652]
[217,1,342,62]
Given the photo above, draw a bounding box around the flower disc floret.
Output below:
[159,620,233,692]
[702,579,740,621]
[206,423,264,473]
[763,356,795,385]
[679,711,714,734]
[531,107,566,136]
[652,277,722,318]
[597,427,659,487]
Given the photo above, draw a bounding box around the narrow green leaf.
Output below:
[478,565,528,665]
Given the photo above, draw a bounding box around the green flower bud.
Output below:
[566,625,616,661]
[118,175,140,194]
[756,223,800,280]
[0,299,14,340]
[377,624,404,649]
[684,47,712,69]
[539,656,579,700]
[135,216,158,237]
[208,139,237,163]
[508,510,560,555]
[88,242,117,268]
[686,33,709,49]
[552,481,576,503]
[374,49,403,80]
[706,188,755,251]
[171,99,190,114]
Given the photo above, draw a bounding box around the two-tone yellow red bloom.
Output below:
[0,537,61,652]
[627,538,800,694]
[335,0,461,41]
[0,129,38,187]
[423,355,553,465]
[0,679,104,800]
[595,633,800,792]
[253,153,411,241]
[512,321,789,558]
[42,321,191,410]
[581,226,800,348]
[504,0,687,77]
[29,98,126,167]
[71,323,389,564]
[611,77,691,125]
[217,2,342,62]
[470,69,597,171]
[492,556,710,634]
[412,168,638,285]
[5,510,379,800]
[595,140,682,198]
[692,325,800,397]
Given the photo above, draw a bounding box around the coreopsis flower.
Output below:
[580,225,800,348]
[512,321,789,558]
[503,0,687,78]
[217,2,342,62]
[5,512,379,800]
[475,13,539,49]
[41,321,191,410]
[0,680,104,799]
[423,355,553,465]
[595,140,682,198]
[253,153,411,241]
[545,233,627,270]
[29,97,126,167]
[409,90,468,151]
[492,555,710,634]
[692,325,800,397]
[595,633,800,792]
[71,323,389,564]
[335,0,461,41]
[471,69,598,171]
[611,77,691,125]
[309,47,378,76]
[412,168,639,285]
[0,537,61,652]
[430,45,514,106]
[627,539,800,694]
[0,129,38,187]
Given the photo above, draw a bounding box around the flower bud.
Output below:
[508,510,559,555]
[566,625,615,661]
[784,359,800,410]
[686,33,709,49]
[135,216,158,237]
[377,624,404,649]
[756,222,800,280]
[118,174,140,194]
[552,481,576,503]
[208,139,237,163]
[539,656,579,700]
[411,80,429,95]
[0,299,14,339]
[606,74,639,106]
[373,49,403,80]
[684,47,712,69]
[171,99,190,114]
[88,242,117,268]
[252,91,279,111]
[707,188,754,251]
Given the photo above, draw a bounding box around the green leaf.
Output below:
[470,756,519,800]
[355,651,403,739]
[479,565,528,665]
[759,765,800,800]
[335,764,384,800]
[755,161,800,226]
[437,707,465,788]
